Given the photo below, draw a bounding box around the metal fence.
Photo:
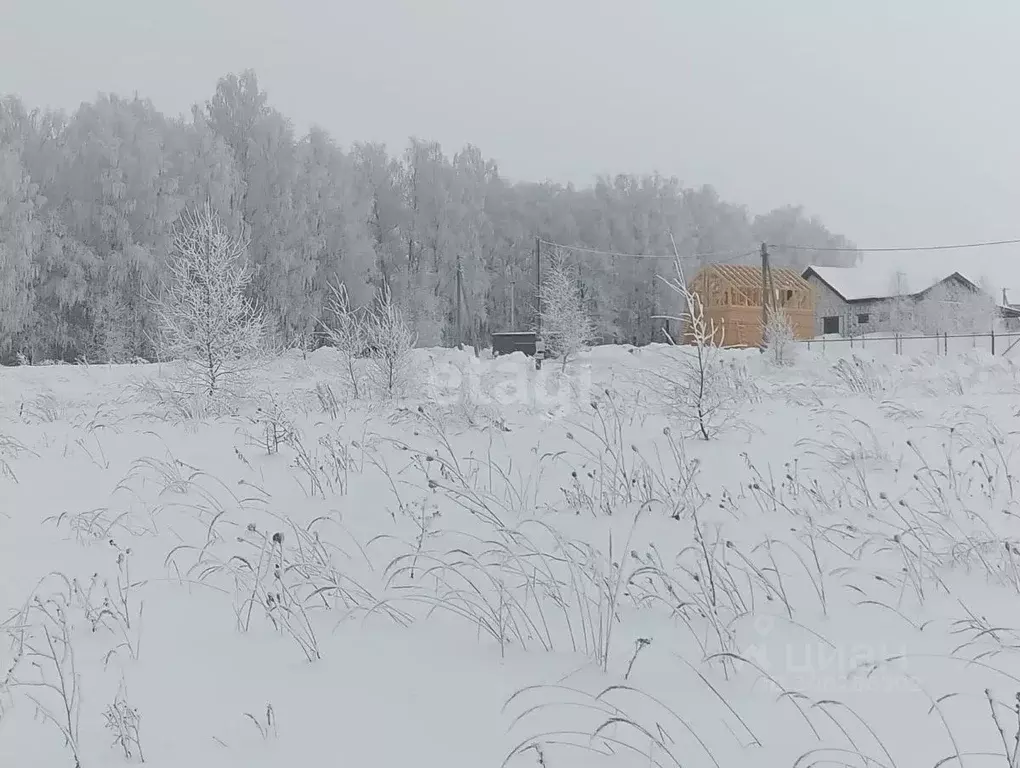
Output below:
[797,330,1020,357]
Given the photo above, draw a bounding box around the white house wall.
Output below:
[803,273,897,336]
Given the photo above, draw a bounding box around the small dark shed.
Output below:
[491,332,538,357]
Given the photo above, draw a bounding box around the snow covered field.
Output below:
[4,343,1020,767]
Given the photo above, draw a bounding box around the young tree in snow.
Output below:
[654,237,745,440]
[762,306,797,366]
[322,280,368,399]
[149,203,268,396]
[365,284,417,399]
[540,251,598,370]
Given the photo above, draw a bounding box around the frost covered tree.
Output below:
[0,69,861,359]
[365,284,417,399]
[654,238,746,440]
[762,306,797,366]
[0,147,40,356]
[912,278,997,335]
[751,205,859,269]
[322,280,367,398]
[55,94,181,361]
[149,203,268,396]
[540,251,598,370]
[886,269,914,332]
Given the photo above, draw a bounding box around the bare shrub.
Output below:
[831,355,889,397]
[0,431,31,483]
[559,393,707,518]
[5,590,82,768]
[504,683,726,768]
[104,678,144,762]
[166,513,402,663]
[73,541,144,665]
[21,392,65,423]
[127,374,239,422]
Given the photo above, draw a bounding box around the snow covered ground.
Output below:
[4,342,1020,767]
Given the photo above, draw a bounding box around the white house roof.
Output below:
[862,251,1020,305]
[801,266,905,302]
[802,263,1005,304]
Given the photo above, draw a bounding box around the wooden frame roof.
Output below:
[694,264,811,293]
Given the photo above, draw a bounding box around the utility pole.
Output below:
[455,254,463,346]
[535,237,542,335]
[509,279,516,329]
[458,261,474,352]
[760,242,770,351]
[534,236,544,369]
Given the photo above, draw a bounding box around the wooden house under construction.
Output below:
[684,264,814,348]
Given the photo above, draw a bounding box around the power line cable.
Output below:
[542,235,1020,258]
[769,237,1020,254]
[538,238,754,262]
[699,250,759,265]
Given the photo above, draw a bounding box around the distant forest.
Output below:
[0,69,859,363]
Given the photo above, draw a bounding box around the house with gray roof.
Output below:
[801,266,1020,336]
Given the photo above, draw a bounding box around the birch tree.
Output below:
[322,281,367,398]
[0,147,40,356]
[365,284,417,399]
[913,279,997,335]
[150,203,267,396]
[1,68,863,360]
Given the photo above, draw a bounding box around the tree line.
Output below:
[0,69,859,363]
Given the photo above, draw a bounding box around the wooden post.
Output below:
[992,327,996,355]
[535,237,542,335]
[459,263,475,352]
[534,237,543,369]
[759,242,769,351]
[509,280,516,330]
[455,254,463,346]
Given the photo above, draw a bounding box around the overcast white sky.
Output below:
[3,0,1020,282]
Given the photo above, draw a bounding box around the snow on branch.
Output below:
[148,203,269,398]
[650,235,752,440]
[540,249,598,370]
